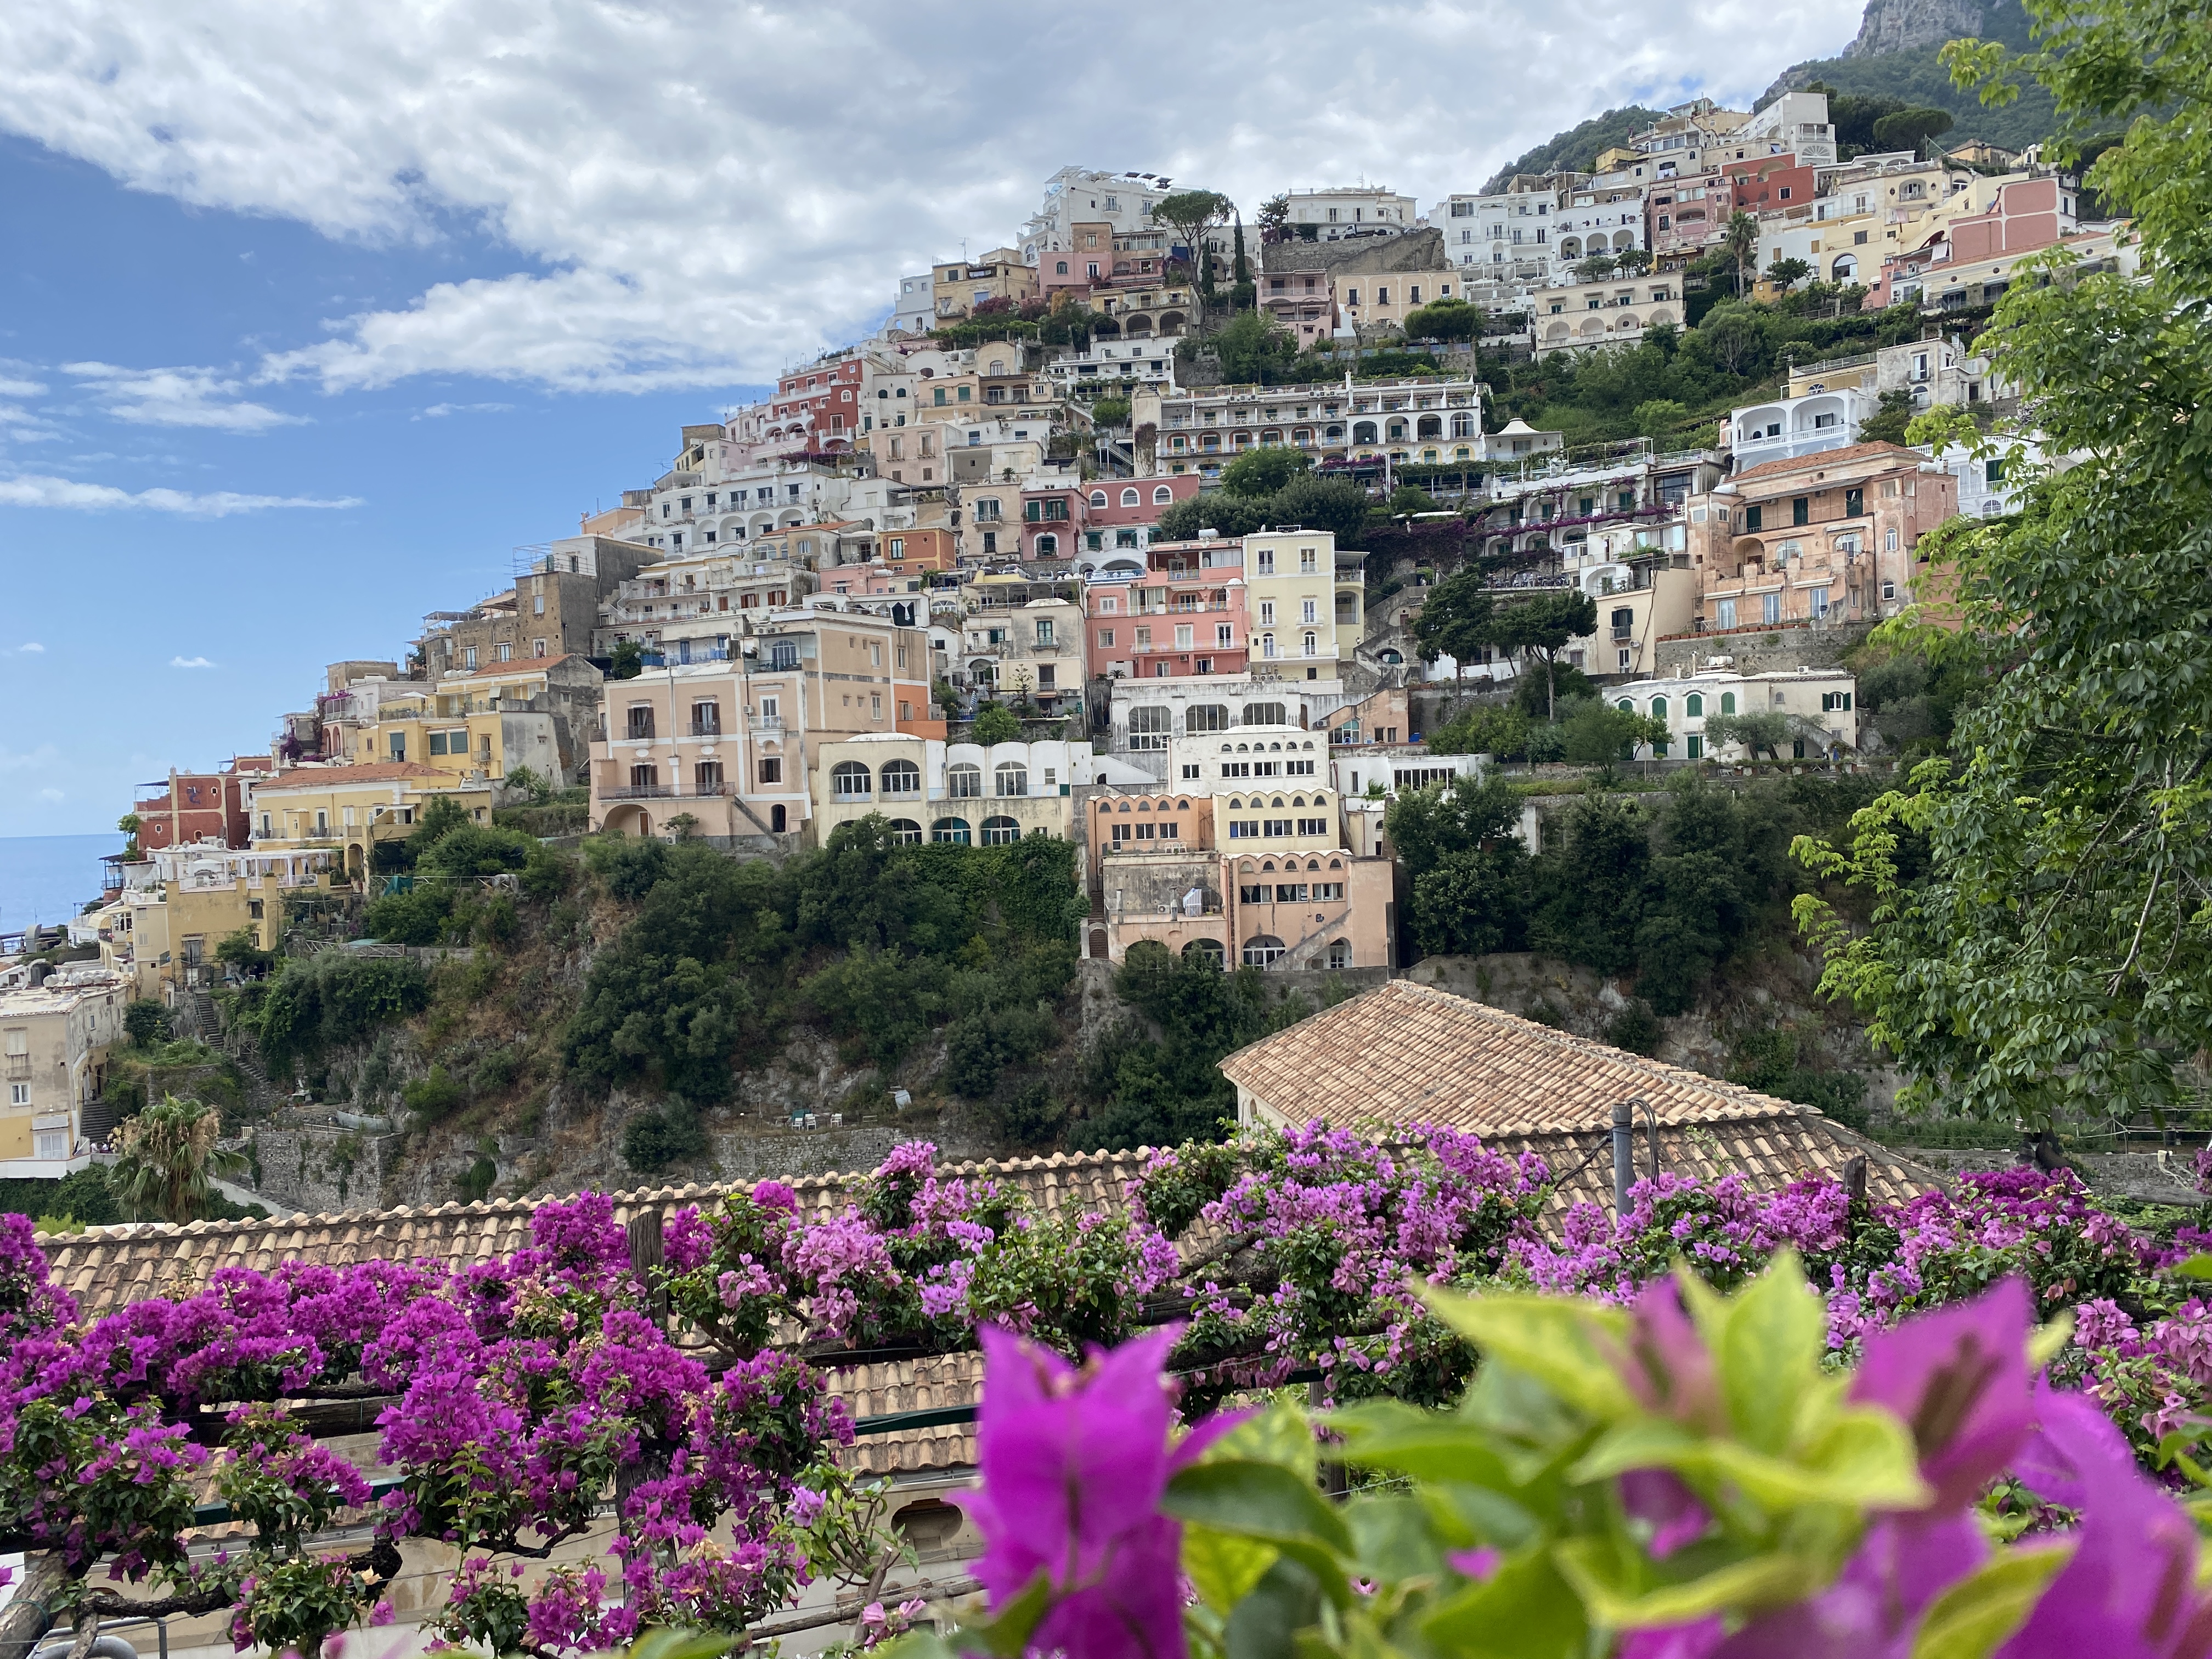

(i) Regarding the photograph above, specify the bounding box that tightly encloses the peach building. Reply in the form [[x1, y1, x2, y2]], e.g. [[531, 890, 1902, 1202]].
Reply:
[[1688, 442, 1957, 631], [1083, 786, 1395, 970]]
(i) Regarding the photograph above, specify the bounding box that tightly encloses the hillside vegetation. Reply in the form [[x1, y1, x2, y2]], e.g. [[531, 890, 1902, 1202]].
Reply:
[[1480, 106, 1666, 193]]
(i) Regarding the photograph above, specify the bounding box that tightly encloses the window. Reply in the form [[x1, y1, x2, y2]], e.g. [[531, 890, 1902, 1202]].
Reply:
[[1242, 935, 1287, 966], [1792, 496, 1810, 527], [1715, 599, 1737, 629], [1763, 592, 1782, 624], [758, 757, 782, 784], [1686, 693, 1703, 716], [1844, 487, 1864, 517], [693, 760, 724, 792], [1744, 505, 1763, 532], [1720, 692, 1737, 715], [1296, 817, 1328, 836], [628, 764, 658, 789], [995, 763, 1029, 797], [1128, 708, 1170, 751], [932, 817, 972, 845], [9, 1084, 29, 1108], [947, 762, 983, 797], [981, 815, 1020, 845], [881, 759, 921, 797]]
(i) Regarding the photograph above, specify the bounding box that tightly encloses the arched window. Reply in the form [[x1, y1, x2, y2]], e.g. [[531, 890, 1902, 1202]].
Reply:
[[1152, 486, 1173, 504], [1303, 630, 1317, 656], [1326, 940, 1351, 969], [1242, 934, 1287, 967], [1686, 693, 1704, 717], [1650, 695, 1668, 722], [1260, 860, 1275, 871], [1617, 698, 1634, 713], [1720, 692, 1738, 715], [1120, 488, 1139, 507], [1090, 490, 1109, 508], [879, 758, 921, 797], [1329, 857, 1342, 868], [831, 761, 872, 799], [1451, 413, 1474, 438], [1036, 533, 1058, 555], [1182, 939, 1224, 969], [995, 763, 1029, 797], [887, 819, 923, 844], [1352, 421, 1378, 445], [947, 763, 983, 797], [931, 816, 971, 844], [1243, 702, 1286, 726], [980, 815, 1020, 845]]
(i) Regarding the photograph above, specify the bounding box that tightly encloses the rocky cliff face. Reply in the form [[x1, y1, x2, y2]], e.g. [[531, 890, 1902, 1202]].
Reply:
[[1841, 0, 1989, 57]]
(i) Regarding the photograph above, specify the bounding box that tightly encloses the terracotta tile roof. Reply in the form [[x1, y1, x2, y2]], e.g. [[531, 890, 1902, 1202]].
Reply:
[[257, 763, 452, 789], [1727, 441, 1926, 487], [1221, 979, 1811, 1136]]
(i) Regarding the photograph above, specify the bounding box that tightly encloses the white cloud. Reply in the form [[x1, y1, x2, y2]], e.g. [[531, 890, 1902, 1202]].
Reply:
[[170, 655, 217, 668], [37, 788, 64, 803], [15, 642, 44, 653], [0, 473, 362, 516], [0, 376, 47, 398], [63, 361, 301, 431], [416, 400, 515, 419], [0, 1, 1859, 394]]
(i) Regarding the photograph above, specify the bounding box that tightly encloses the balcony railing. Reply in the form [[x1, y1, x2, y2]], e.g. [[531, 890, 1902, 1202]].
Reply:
[[751, 715, 784, 733], [689, 721, 723, 737], [602, 785, 675, 800]]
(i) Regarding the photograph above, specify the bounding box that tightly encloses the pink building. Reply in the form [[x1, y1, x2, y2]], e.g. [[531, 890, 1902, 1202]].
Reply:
[[1017, 475, 1200, 564], [1086, 540, 1250, 682]]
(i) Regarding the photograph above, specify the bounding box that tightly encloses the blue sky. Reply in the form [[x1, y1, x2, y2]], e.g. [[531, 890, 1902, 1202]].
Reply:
[[0, 0, 1860, 834]]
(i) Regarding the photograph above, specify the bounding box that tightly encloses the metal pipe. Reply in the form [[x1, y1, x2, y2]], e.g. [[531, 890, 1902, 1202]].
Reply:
[[1612, 1101, 1635, 1216]]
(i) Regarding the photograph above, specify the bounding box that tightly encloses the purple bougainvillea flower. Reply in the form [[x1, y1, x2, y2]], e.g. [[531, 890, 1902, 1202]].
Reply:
[[1447, 1547, 1500, 1581], [1620, 1277, 1726, 1434], [958, 1324, 1243, 1659], [1620, 1616, 1724, 1659], [1995, 1387, 2212, 1659], [1621, 1468, 1710, 1558], [1719, 1511, 1987, 1659], [1850, 1276, 2036, 1510]]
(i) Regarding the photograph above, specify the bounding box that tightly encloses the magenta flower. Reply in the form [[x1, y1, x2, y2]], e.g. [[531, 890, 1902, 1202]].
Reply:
[[1850, 1276, 2036, 1510], [1996, 1385, 2212, 1658], [958, 1324, 1242, 1659]]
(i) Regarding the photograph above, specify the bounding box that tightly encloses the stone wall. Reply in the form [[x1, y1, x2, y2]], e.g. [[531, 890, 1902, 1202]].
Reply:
[[1654, 619, 1870, 679], [245, 1120, 402, 1214]]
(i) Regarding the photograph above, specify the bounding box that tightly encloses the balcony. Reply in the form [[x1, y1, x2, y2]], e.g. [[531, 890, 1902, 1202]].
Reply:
[[751, 715, 784, 733], [689, 721, 724, 737], [602, 785, 675, 801]]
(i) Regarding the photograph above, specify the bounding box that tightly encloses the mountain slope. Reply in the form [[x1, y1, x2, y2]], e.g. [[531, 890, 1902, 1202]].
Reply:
[[1759, 0, 2056, 152], [1479, 106, 1665, 194]]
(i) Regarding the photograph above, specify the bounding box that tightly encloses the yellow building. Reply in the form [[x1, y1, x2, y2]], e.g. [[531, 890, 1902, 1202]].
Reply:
[[810, 733, 1096, 848], [92, 847, 339, 997], [1239, 530, 1364, 676], [328, 661, 585, 786], [248, 763, 493, 884], [0, 968, 128, 1171]]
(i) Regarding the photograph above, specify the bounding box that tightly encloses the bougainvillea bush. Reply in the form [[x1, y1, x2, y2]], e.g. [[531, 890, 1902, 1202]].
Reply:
[[906, 1260, 2211, 1659]]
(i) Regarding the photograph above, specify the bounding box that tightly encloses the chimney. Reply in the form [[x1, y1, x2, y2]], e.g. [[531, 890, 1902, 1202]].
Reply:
[[1612, 1100, 1636, 1216]]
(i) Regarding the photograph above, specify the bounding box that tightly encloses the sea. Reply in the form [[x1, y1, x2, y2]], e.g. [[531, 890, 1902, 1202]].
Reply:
[[0, 833, 126, 934]]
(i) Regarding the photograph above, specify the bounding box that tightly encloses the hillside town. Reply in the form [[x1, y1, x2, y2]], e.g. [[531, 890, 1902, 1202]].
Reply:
[[7, 4, 2212, 1655], [1, 90, 2124, 1186]]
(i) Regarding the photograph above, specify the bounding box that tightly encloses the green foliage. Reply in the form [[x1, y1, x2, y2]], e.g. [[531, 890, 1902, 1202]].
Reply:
[[1154, 472, 1369, 546], [402, 1065, 464, 1122], [1205, 309, 1300, 383], [362, 885, 455, 945], [1219, 443, 1313, 497], [1875, 106, 1959, 154], [1479, 104, 1665, 193], [1726, 1025, 1870, 1124], [1403, 298, 1482, 342], [1605, 1000, 1663, 1056], [0, 1167, 125, 1228], [986, 1078, 1068, 1149], [1514, 663, 1598, 720], [1395, 777, 1873, 1012], [106, 1094, 246, 1223], [252, 954, 432, 1074], [1089, 396, 1132, 428], [1784, 2, 2055, 153], [1078, 946, 1306, 1151], [944, 1002, 1061, 1099], [1560, 700, 1667, 765], [1634, 398, 1690, 439], [215, 927, 276, 979], [622, 1102, 709, 1173], [1766, 257, 1813, 290], [1428, 703, 1533, 761], [609, 639, 645, 680], [124, 998, 173, 1047], [1857, 387, 1918, 445], [970, 702, 1023, 744]]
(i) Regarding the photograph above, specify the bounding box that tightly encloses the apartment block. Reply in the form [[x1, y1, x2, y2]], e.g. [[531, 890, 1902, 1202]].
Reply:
[[0, 967, 127, 1172]]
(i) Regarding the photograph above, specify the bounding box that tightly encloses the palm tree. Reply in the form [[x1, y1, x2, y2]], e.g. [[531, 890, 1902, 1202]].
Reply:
[[106, 1094, 247, 1224], [1723, 212, 1760, 298]]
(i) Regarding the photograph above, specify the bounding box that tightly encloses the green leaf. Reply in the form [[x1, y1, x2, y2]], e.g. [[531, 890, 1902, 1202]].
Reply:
[[1418, 1284, 1634, 1421], [1165, 1459, 1354, 1555], [1210, 1399, 1319, 1480], [871, 1634, 960, 1659], [627, 1633, 737, 1659], [1346, 1493, 1447, 1584], [1421, 1548, 1590, 1659], [1573, 1409, 1926, 1513], [1554, 1537, 1814, 1627], [1910, 1542, 2074, 1659], [2172, 1255, 2212, 1282], [1330, 1400, 1518, 1489], [1711, 1252, 1825, 1454], [1184, 1522, 1282, 1615], [1227, 1559, 1324, 1659], [954, 1571, 1055, 1659]]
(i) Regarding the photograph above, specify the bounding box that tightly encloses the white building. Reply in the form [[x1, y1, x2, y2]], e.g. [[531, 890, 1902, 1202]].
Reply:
[[1278, 187, 1419, 241], [1146, 722, 1328, 792], [0, 967, 128, 1172], [1741, 89, 1838, 168], [1725, 386, 1881, 466], [1040, 341, 1181, 395], [1020, 168, 1178, 268], [888, 273, 934, 336], [1615, 667, 1860, 760], [1107, 676, 1357, 760], [1137, 374, 1486, 476], [1434, 183, 1562, 296], [1529, 272, 1685, 357]]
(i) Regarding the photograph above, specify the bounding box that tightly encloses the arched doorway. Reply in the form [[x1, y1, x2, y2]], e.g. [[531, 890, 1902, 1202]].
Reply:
[[770, 803, 787, 833], [605, 804, 652, 837], [1090, 927, 1109, 960]]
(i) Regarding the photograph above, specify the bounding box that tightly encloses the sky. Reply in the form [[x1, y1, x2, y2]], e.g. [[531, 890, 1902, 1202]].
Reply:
[[0, 0, 1862, 835]]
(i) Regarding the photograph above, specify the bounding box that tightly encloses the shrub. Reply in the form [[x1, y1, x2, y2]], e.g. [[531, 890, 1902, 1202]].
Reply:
[[402, 1066, 464, 1122], [362, 885, 454, 945], [253, 955, 432, 1074], [124, 1000, 172, 1047], [622, 1103, 708, 1173], [1604, 1000, 1663, 1056]]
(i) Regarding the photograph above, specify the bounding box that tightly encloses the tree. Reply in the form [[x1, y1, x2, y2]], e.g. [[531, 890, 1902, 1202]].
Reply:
[[1090, 396, 1132, 427], [1385, 483, 1437, 516], [1723, 210, 1760, 296], [105, 1094, 246, 1223], [1572, 255, 1619, 284], [1219, 443, 1313, 496], [1207, 308, 1296, 382], [1403, 298, 1482, 342], [1231, 216, 1251, 288], [116, 811, 142, 858], [1767, 257, 1813, 290], [1857, 388, 1918, 444], [1559, 700, 1666, 765], [1152, 190, 1233, 292], [1256, 192, 1290, 241], [972, 702, 1023, 744], [1492, 590, 1599, 720], [124, 998, 172, 1047], [1872, 105, 1956, 156], [608, 638, 645, 680], [1794, 0, 2212, 1130], [215, 926, 275, 980], [1634, 398, 1690, 440], [1409, 572, 1497, 672], [1614, 246, 1654, 274], [1703, 709, 1798, 760], [1268, 474, 1372, 543]]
